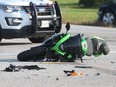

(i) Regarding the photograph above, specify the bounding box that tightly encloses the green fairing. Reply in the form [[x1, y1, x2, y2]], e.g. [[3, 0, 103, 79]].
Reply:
[[81, 38, 88, 55], [94, 53, 102, 57], [51, 33, 71, 57]]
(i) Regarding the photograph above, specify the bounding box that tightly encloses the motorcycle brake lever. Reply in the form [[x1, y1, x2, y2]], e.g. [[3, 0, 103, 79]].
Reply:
[[80, 34, 84, 38]]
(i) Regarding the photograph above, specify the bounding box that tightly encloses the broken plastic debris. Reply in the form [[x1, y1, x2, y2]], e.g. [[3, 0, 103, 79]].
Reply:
[[4, 64, 20, 72], [111, 61, 115, 63], [20, 65, 46, 70], [95, 73, 100, 76], [64, 70, 75, 74], [68, 72, 84, 76], [56, 78, 59, 80], [64, 70, 84, 77], [3, 64, 46, 72], [74, 65, 92, 69]]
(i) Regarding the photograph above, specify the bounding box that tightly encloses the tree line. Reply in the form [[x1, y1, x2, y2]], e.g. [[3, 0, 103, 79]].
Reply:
[[79, 0, 113, 7]]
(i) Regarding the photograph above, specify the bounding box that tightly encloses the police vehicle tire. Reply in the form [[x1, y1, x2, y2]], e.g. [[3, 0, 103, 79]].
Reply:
[[0, 37, 2, 42], [0, 28, 2, 42], [28, 37, 45, 43]]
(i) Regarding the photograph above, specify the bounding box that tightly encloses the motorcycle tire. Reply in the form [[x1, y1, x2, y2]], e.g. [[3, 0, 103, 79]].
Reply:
[[17, 47, 47, 61], [100, 43, 110, 55]]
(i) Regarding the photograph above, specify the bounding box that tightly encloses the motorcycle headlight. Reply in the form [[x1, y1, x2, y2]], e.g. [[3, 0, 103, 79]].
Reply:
[[1, 5, 24, 13]]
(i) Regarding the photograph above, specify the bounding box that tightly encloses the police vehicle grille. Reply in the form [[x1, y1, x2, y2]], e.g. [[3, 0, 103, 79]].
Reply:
[[23, 5, 54, 16]]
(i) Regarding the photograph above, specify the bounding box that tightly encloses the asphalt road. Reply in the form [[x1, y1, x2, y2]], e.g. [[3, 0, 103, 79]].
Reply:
[[0, 25, 116, 87]]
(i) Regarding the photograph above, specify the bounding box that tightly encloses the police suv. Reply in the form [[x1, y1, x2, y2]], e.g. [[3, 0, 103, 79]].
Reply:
[[0, 0, 62, 43]]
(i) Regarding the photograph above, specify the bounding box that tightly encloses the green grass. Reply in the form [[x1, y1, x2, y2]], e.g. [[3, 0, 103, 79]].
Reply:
[[52, 0, 99, 25], [52, 0, 78, 4], [62, 8, 98, 25]]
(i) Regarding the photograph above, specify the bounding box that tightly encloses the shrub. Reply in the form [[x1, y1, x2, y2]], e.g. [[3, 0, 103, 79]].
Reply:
[[79, 0, 96, 7], [96, 0, 113, 3]]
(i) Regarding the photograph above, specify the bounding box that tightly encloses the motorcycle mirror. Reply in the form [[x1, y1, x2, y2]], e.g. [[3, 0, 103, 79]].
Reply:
[[65, 22, 70, 33]]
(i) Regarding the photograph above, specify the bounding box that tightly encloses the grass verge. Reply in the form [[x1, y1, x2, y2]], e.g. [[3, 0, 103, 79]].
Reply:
[[52, 0, 102, 26]]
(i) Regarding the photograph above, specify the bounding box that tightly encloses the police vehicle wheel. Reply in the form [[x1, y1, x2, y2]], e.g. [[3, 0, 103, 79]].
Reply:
[[102, 11, 115, 25]]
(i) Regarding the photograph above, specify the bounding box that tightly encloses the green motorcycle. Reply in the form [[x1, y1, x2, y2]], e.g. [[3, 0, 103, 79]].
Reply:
[[17, 22, 110, 62]]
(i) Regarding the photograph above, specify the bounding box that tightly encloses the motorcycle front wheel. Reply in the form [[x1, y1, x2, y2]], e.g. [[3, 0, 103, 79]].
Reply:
[[17, 47, 47, 61]]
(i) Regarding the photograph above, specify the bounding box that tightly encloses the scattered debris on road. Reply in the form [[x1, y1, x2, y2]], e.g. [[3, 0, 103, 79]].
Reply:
[[95, 73, 100, 76], [74, 65, 92, 69], [64, 70, 75, 74], [111, 61, 115, 63], [4, 64, 20, 72], [3, 64, 46, 72], [64, 70, 84, 77], [56, 78, 59, 80]]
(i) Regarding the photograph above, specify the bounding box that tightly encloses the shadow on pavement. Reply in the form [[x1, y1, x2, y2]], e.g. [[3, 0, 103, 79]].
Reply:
[[0, 43, 32, 46], [0, 59, 18, 62]]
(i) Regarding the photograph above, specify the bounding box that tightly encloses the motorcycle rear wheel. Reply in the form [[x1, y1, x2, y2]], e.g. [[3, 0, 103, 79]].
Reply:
[[17, 47, 47, 61]]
